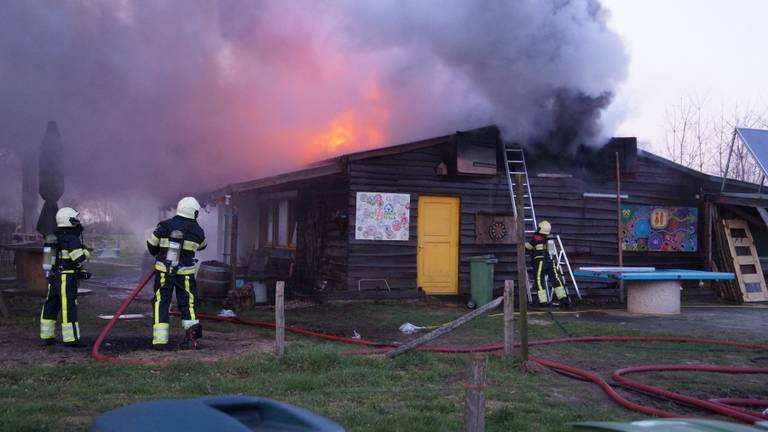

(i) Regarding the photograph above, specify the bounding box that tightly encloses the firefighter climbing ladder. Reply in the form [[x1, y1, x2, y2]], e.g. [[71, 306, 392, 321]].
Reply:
[[502, 144, 581, 302]]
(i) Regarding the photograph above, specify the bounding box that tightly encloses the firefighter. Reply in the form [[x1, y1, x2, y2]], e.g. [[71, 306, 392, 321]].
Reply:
[[40, 207, 91, 346], [525, 220, 569, 306], [146, 197, 207, 349]]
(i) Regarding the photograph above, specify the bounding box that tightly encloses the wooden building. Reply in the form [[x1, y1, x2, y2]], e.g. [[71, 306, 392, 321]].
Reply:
[[205, 125, 768, 302]]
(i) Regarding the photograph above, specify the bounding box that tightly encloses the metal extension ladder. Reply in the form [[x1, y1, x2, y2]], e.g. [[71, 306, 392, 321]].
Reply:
[[502, 143, 581, 302], [503, 146, 537, 234]]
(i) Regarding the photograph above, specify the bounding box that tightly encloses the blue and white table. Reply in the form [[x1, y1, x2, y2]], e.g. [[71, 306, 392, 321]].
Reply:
[[573, 268, 735, 315]]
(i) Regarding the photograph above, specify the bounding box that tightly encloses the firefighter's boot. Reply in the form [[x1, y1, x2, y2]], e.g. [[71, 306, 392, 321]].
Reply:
[[180, 323, 203, 350]]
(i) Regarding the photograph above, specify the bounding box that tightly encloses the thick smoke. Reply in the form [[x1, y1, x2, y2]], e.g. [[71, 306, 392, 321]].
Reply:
[[0, 0, 626, 205]]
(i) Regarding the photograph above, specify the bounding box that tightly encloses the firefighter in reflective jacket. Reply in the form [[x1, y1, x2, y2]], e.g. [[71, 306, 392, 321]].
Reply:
[[40, 207, 91, 346], [146, 197, 207, 349], [525, 220, 569, 306]]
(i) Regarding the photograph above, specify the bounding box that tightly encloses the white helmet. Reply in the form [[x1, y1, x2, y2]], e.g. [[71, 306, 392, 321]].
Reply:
[[176, 197, 201, 219], [56, 207, 80, 228], [538, 220, 551, 235]]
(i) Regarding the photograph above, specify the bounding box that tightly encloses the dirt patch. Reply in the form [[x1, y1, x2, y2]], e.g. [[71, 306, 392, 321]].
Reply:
[[0, 283, 277, 368]]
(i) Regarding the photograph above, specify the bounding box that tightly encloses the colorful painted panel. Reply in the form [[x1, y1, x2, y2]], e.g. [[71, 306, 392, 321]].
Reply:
[[355, 192, 410, 241], [621, 205, 698, 252]]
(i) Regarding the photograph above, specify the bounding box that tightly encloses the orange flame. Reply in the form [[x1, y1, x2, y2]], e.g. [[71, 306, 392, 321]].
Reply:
[[298, 79, 390, 163]]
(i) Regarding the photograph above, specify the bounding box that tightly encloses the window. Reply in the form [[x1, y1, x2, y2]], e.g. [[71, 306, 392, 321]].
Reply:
[[265, 203, 274, 246], [259, 198, 296, 249], [277, 200, 289, 246]]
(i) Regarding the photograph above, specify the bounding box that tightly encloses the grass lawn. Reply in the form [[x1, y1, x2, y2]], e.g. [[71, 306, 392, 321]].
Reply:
[[1, 300, 765, 431]]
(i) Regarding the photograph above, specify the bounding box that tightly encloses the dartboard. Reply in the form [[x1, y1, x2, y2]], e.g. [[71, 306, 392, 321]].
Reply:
[[488, 221, 507, 241]]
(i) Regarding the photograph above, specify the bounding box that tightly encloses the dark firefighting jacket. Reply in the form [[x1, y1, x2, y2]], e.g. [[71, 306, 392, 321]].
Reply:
[[525, 230, 549, 261], [56, 226, 88, 272], [147, 215, 207, 274]]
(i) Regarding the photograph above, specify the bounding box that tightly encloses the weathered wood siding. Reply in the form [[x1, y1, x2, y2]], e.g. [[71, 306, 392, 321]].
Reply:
[[346, 141, 517, 296], [229, 128, 761, 301], [343, 141, 730, 299], [530, 154, 707, 297]]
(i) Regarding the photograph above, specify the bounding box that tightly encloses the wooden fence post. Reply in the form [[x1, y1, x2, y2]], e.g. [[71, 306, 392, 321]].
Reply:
[[504, 280, 514, 356], [464, 354, 487, 432], [275, 281, 285, 360]]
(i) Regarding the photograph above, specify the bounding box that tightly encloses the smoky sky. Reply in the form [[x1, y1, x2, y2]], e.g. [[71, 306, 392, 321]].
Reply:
[[0, 0, 627, 201]]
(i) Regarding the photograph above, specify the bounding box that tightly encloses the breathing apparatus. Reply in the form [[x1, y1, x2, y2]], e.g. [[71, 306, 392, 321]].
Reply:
[[42, 234, 58, 277], [165, 230, 184, 270], [547, 238, 557, 259]]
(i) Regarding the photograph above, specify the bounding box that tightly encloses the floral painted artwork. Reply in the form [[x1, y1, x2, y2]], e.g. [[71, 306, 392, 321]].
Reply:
[[355, 192, 410, 241], [621, 205, 698, 252]]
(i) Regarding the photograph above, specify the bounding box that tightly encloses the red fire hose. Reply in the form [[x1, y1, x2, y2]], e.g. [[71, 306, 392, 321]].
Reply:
[[611, 364, 768, 423], [90, 270, 169, 365], [91, 271, 387, 365], [92, 271, 768, 423]]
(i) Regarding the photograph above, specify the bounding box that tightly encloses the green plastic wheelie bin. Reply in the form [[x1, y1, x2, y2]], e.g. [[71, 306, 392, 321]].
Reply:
[[468, 255, 498, 308]]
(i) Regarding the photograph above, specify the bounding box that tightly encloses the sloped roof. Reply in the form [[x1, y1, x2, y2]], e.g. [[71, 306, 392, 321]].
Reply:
[[207, 129, 463, 199], [638, 148, 762, 192], [204, 125, 762, 202]]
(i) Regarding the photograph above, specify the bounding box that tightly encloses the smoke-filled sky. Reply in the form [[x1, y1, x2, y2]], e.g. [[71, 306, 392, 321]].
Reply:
[[0, 0, 627, 203]]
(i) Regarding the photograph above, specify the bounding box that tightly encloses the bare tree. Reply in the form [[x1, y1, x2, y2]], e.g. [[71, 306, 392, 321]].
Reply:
[[664, 96, 698, 167], [664, 97, 768, 184]]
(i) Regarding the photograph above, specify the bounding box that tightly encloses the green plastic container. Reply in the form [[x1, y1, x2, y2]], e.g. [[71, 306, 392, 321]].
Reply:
[[468, 255, 498, 307]]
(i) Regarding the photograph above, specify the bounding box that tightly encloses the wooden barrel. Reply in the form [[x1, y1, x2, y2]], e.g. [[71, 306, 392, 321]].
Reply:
[[16, 246, 48, 297], [197, 261, 231, 302]]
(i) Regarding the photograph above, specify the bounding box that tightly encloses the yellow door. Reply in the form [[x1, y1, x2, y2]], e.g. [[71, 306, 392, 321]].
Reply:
[[417, 196, 460, 294]]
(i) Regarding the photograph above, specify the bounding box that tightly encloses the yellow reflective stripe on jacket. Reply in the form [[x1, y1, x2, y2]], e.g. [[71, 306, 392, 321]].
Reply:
[[534, 244, 545, 250], [199, 239, 207, 249], [68, 248, 85, 260], [147, 233, 160, 246], [182, 240, 201, 251], [59, 249, 85, 261], [154, 261, 195, 275], [159, 238, 170, 247], [176, 266, 196, 275]]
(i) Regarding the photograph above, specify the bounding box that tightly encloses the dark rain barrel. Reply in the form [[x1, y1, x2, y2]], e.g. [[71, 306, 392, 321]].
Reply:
[[197, 261, 231, 302]]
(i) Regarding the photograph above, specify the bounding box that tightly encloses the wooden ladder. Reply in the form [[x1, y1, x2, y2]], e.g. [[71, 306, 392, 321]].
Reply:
[[722, 219, 768, 302]]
